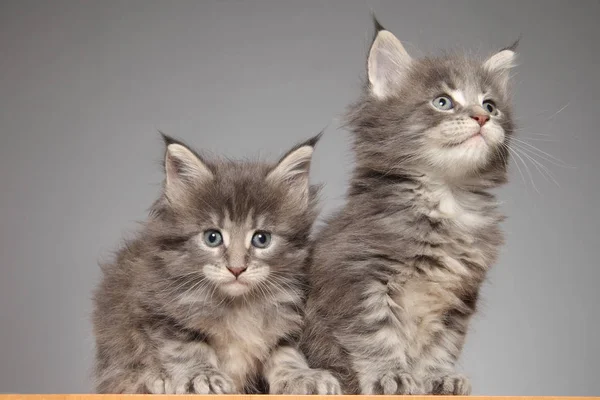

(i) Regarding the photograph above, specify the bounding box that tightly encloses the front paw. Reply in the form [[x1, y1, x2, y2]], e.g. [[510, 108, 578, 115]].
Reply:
[[270, 368, 342, 395], [424, 373, 471, 395], [374, 370, 422, 395], [189, 369, 235, 394], [148, 369, 235, 394]]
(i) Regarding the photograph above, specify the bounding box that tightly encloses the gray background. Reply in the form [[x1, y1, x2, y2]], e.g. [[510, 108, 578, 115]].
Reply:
[[1, 0, 598, 395]]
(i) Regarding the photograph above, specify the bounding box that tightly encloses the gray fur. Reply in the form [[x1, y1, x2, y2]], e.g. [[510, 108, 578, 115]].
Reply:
[[92, 134, 340, 394], [300, 22, 516, 395]]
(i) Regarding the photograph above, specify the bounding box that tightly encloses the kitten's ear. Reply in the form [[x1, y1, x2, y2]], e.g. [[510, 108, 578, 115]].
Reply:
[[267, 133, 321, 208], [162, 133, 213, 202], [483, 40, 519, 89], [367, 16, 412, 99]]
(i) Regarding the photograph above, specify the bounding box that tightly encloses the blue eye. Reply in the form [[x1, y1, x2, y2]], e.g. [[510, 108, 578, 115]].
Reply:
[[483, 99, 498, 115], [251, 231, 271, 249], [432, 95, 454, 111], [203, 230, 223, 247]]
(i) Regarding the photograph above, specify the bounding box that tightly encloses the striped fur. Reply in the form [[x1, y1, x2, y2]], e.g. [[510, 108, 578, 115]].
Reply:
[[300, 21, 516, 395], [93, 134, 340, 394]]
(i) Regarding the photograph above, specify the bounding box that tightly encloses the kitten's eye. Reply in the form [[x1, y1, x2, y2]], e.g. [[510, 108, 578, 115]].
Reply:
[[432, 95, 454, 111], [483, 100, 498, 115], [203, 230, 223, 247], [251, 231, 271, 249]]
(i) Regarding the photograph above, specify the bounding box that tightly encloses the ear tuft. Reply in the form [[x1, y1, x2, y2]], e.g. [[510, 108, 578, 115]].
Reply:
[[301, 130, 323, 149], [501, 36, 521, 52], [160, 131, 178, 146], [371, 12, 386, 34]]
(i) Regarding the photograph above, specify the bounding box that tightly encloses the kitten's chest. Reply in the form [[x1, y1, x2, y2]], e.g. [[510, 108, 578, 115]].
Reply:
[[426, 184, 494, 230], [207, 304, 294, 391], [389, 261, 464, 321], [387, 249, 484, 358]]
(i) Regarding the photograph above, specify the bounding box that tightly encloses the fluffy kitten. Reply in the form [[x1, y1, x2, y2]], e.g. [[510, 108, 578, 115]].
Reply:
[[93, 134, 340, 394], [301, 20, 517, 395]]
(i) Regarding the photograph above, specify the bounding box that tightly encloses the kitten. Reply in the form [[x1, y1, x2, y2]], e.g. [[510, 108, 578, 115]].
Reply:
[[300, 19, 517, 395], [92, 134, 341, 394]]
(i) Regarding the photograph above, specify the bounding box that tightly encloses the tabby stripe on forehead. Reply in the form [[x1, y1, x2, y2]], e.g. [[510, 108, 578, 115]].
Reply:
[[157, 235, 189, 250]]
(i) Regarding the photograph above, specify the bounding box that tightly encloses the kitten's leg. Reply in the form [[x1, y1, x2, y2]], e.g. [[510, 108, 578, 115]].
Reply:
[[418, 313, 471, 395], [340, 280, 422, 395], [158, 338, 235, 394], [264, 345, 342, 395], [96, 365, 161, 394], [94, 332, 165, 394]]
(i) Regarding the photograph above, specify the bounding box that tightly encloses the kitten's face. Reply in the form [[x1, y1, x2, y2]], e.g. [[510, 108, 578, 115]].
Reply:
[[352, 27, 516, 181], [198, 215, 278, 297], [401, 59, 512, 178], [150, 136, 319, 298]]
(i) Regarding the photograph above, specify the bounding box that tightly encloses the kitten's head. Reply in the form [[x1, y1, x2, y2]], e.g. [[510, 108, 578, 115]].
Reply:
[[348, 18, 517, 183], [148, 134, 321, 298]]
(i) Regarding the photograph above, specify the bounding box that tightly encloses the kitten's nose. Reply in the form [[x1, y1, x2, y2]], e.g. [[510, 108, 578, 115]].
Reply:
[[227, 266, 247, 278], [471, 114, 490, 126]]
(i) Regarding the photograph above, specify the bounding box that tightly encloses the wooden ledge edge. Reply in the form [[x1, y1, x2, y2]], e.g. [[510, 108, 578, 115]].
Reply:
[[1, 396, 598, 400]]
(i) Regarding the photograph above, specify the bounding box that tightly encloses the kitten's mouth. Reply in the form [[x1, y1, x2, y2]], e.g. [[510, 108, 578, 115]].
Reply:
[[220, 278, 251, 297], [445, 131, 485, 147], [225, 279, 248, 286]]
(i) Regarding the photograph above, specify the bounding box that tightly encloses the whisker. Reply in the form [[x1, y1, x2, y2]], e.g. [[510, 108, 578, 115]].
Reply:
[[501, 143, 527, 188], [269, 275, 303, 295], [510, 138, 573, 168], [505, 143, 539, 193], [515, 131, 556, 137], [520, 150, 561, 188], [511, 145, 560, 187], [547, 101, 571, 120], [518, 136, 559, 142]]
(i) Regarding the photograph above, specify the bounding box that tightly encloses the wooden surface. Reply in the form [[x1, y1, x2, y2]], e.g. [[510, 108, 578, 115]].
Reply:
[[1, 396, 598, 399]]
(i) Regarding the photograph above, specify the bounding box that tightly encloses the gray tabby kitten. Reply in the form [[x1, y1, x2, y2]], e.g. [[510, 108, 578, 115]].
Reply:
[[93, 134, 341, 394], [301, 20, 517, 395]]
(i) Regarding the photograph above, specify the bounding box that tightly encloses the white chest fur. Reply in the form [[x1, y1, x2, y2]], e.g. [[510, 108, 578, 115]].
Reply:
[[205, 299, 300, 391], [423, 180, 494, 230], [207, 306, 273, 390], [387, 253, 472, 366]]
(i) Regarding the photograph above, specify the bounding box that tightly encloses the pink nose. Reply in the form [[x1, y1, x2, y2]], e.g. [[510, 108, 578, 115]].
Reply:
[[471, 114, 490, 126], [227, 266, 247, 278]]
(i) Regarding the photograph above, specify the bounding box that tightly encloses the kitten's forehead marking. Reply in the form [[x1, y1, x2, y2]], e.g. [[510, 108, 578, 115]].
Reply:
[[222, 230, 230, 248], [447, 85, 486, 108], [221, 210, 233, 248], [441, 82, 465, 107], [243, 211, 256, 250], [244, 231, 253, 249], [244, 214, 265, 249], [245, 211, 254, 228], [222, 209, 256, 249], [449, 89, 466, 107]]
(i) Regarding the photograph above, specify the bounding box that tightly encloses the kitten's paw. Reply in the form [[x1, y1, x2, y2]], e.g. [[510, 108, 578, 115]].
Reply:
[[270, 369, 342, 395], [375, 370, 421, 395], [162, 369, 235, 394], [191, 370, 235, 394], [425, 373, 471, 395], [144, 374, 167, 394]]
